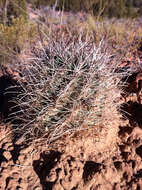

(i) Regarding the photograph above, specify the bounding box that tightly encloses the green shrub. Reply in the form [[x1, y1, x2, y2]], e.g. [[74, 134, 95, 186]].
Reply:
[[7, 0, 27, 22], [0, 0, 27, 25], [0, 16, 37, 64]]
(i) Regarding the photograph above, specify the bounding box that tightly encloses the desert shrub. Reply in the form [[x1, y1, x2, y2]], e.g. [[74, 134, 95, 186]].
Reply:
[[7, 0, 27, 21], [7, 34, 125, 143], [0, 16, 37, 64], [27, 0, 140, 17], [0, 0, 27, 25], [27, 0, 50, 9], [92, 0, 138, 18]]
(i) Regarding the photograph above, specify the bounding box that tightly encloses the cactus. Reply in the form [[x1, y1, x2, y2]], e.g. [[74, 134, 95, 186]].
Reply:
[[8, 35, 124, 143]]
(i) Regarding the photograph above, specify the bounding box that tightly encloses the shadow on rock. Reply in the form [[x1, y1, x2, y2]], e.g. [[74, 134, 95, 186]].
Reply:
[[0, 74, 25, 143], [33, 150, 62, 190], [120, 101, 142, 127], [0, 75, 18, 118], [82, 161, 102, 184]]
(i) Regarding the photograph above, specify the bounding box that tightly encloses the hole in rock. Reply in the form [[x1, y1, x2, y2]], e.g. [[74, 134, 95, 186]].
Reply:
[[83, 161, 102, 183], [136, 145, 142, 158]]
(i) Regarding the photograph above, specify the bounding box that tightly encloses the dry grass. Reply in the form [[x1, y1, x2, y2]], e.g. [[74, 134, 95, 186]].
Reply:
[[0, 4, 141, 66], [30, 7, 142, 59]]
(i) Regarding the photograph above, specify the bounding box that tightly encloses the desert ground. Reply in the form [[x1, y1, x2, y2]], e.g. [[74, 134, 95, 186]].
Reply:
[[0, 2, 142, 190]]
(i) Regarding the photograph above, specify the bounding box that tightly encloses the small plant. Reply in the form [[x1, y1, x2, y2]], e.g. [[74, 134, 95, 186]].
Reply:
[[8, 33, 125, 143]]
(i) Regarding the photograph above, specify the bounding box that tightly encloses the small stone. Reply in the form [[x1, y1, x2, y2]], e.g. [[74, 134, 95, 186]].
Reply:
[[3, 151, 11, 160]]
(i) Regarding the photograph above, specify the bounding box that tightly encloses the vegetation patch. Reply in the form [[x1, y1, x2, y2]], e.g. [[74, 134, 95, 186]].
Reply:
[[6, 35, 125, 143]]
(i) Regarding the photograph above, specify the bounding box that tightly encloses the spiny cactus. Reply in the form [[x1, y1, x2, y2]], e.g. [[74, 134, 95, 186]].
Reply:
[[8, 34, 125, 143]]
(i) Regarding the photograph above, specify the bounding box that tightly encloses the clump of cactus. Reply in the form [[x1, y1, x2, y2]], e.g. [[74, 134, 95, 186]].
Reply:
[[8, 34, 124, 143]]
